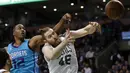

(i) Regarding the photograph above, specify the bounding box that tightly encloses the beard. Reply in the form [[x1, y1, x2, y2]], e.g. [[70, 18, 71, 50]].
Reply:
[[52, 39, 61, 47]]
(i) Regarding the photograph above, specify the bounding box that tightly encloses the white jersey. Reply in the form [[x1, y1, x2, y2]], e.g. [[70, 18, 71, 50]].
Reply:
[[0, 69, 8, 73], [43, 37, 78, 73]]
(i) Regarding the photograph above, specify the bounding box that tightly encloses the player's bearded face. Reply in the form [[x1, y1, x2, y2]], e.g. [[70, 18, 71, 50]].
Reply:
[[44, 29, 61, 46]]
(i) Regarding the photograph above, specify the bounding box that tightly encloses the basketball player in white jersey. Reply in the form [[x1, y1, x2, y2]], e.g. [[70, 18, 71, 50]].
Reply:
[[0, 48, 12, 73], [40, 22, 101, 73]]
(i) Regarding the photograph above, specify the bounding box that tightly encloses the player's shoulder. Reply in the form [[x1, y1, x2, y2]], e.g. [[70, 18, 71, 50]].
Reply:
[[42, 43, 52, 52], [3, 71, 10, 73], [43, 43, 53, 50], [43, 43, 52, 49], [8, 43, 13, 48], [7, 43, 13, 52], [0, 69, 9, 73]]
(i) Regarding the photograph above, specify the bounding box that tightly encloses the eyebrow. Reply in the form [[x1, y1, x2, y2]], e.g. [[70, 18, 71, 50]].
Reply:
[[47, 30, 53, 37], [48, 32, 53, 37], [18, 25, 25, 29]]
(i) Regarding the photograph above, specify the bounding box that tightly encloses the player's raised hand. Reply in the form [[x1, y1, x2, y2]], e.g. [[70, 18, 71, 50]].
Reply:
[[64, 28, 75, 43], [62, 13, 72, 22]]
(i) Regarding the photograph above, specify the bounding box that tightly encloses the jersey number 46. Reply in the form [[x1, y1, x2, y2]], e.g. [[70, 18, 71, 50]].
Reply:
[[59, 54, 71, 66]]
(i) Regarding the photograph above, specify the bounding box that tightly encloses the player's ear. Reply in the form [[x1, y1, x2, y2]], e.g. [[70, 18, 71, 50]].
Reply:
[[6, 59, 11, 65]]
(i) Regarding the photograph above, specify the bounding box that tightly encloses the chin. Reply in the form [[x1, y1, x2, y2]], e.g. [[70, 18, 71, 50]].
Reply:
[[49, 42, 55, 45], [56, 41, 60, 45], [21, 37, 25, 39], [51, 41, 58, 46]]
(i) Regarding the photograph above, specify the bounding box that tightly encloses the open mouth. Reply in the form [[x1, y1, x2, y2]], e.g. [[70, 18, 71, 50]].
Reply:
[[21, 32, 25, 36], [54, 38, 58, 41]]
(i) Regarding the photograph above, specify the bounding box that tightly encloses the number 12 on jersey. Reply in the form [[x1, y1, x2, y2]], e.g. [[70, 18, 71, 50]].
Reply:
[[59, 54, 71, 66], [13, 57, 25, 69]]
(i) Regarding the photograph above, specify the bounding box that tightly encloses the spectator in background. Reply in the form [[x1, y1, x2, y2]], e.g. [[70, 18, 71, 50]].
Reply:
[[110, 51, 121, 64], [94, 46, 100, 56], [107, 70, 112, 73], [85, 47, 95, 67], [126, 70, 130, 73], [111, 65, 117, 73], [119, 70, 123, 73], [120, 56, 125, 64], [81, 63, 92, 73], [0, 48, 12, 73], [122, 65, 127, 73], [115, 71, 119, 73], [124, 61, 130, 70], [115, 61, 122, 71], [85, 47, 94, 59], [108, 56, 130, 73]]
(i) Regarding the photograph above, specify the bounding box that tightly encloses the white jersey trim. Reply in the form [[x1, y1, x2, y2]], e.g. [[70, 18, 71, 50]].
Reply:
[[0, 69, 8, 73]]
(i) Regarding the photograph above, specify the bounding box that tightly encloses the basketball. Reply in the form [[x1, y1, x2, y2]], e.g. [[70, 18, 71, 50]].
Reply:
[[105, 0, 125, 20]]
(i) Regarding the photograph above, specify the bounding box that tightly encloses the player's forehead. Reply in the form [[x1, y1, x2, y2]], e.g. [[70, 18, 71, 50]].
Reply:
[[15, 24, 24, 29], [44, 28, 54, 37]]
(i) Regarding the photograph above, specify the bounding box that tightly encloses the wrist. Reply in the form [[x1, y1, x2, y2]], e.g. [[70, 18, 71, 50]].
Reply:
[[62, 38, 68, 44], [61, 17, 67, 21]]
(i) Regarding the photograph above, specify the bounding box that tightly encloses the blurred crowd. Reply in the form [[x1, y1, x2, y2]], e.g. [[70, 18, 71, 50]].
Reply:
[[108, 53, 130, 73]]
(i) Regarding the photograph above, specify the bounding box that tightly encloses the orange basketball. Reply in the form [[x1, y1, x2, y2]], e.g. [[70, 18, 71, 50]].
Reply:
[[105, 0, 125, 20]]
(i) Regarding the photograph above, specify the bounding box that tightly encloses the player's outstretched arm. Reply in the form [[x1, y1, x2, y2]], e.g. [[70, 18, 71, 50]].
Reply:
[[28, 13, 71, 52], [70, 22, 101, 39], [53, 13, 71, 34]]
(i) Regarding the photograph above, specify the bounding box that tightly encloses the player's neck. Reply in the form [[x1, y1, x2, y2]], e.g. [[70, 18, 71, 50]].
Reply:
[[52, 40, 61, 47], [14, 37, 24, 46], [3, 64, 10, 72]]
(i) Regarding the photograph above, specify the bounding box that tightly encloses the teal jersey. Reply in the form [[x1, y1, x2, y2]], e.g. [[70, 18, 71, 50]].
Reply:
[[8, 39, 39, 73]]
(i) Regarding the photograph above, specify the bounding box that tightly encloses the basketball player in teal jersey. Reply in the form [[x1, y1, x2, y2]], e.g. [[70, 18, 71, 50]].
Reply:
[[40, 22, 101, 73], [7, 13, 71, 73]]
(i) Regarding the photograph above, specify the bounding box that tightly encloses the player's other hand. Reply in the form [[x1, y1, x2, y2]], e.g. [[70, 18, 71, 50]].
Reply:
[[96, 23, 102, 34], [88, 22, 101, 34], [64, 28, 75, 43]]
